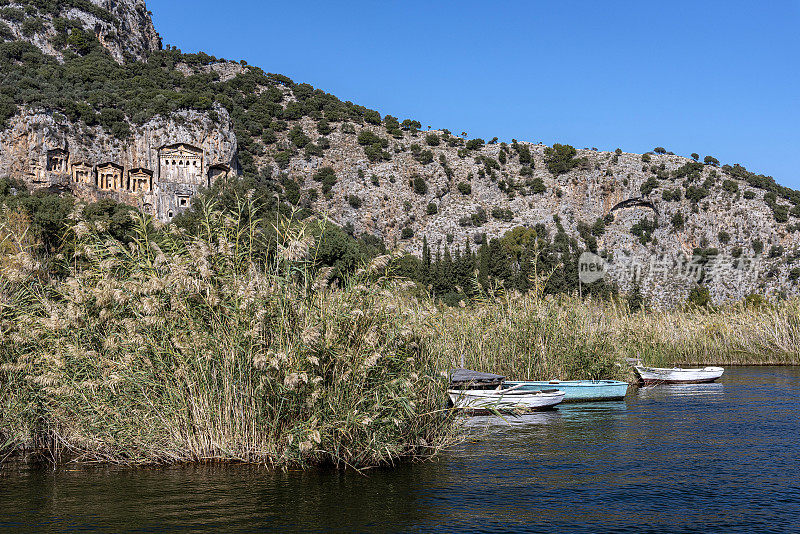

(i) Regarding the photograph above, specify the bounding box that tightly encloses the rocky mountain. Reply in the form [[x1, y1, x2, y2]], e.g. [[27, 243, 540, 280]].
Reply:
[[1, 0, 799, 306], [0, 0, 160, 62]]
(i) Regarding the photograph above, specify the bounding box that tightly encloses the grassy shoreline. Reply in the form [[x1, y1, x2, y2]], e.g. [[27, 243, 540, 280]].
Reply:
[[2, 205, 799, 469]]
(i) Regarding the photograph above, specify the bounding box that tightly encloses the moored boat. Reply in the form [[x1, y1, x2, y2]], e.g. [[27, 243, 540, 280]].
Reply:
[[447, 386, 566, 412], [633, 365, 724, 385], [503, 380, 629, 402]]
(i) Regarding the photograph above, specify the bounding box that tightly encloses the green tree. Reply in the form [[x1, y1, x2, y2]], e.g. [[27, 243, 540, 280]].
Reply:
[[543, 144, 581, 175], [363, 109, 381, 125], [66, 28, 96, 55], [425, 133, 440, 146], [412, 175, 428, 195], [688, 286, 712, 307]]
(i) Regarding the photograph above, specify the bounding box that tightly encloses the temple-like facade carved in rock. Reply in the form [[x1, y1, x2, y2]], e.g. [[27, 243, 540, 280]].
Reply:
[[129, 168, 153, 193], [47, 148, 69, 174], [155, 143, 206, 220], [71, 162, 93, 185], [25, 142, 233, 221]]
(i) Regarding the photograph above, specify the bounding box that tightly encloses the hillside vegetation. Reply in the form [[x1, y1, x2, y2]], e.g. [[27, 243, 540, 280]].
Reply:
[[2, 0, 800, 309]]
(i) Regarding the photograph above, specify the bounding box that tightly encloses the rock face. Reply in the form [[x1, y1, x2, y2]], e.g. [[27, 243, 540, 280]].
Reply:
[[1, 0, 798, 307], [263, 119, 800, 307], [0, 0, 161, 63], [0, 105, 238, 219]]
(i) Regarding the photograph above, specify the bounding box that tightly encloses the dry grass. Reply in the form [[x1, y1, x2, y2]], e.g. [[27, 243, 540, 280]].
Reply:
[[423, 294, 800, 382], [0, 201, 454, 468], [2, 199, 799, 468]]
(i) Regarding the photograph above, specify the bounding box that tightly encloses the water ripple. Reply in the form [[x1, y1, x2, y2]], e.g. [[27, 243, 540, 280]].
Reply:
[[2, 366, 800, 533]]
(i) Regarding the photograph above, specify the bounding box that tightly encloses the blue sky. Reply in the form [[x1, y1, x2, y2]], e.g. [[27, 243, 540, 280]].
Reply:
[[149, 1, 800, 188]]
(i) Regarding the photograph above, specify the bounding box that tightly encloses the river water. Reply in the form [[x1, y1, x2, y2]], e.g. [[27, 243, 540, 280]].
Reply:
[[2, 366, 800, 533]]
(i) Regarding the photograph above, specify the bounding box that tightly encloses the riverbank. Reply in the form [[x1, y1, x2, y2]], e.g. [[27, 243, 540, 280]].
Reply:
[[430, 293, 800, 374], [7, 366, 797, 532], [2, 205, 800, 468]]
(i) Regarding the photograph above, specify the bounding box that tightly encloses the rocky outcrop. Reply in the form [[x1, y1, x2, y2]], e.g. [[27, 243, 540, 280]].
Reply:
[[1, 0, 797, 308], [0, 0, 160, 63], [0, 104, 238, 222], [0, 105, 237, 179], [264, 119, 800, 306]]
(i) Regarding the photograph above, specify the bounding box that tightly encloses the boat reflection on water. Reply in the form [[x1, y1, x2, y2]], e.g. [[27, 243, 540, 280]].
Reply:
[[634, 382, 725, 400], [460, 410, 562, 429], [556, 400, 627, 422], [460, 400, 628, 430]]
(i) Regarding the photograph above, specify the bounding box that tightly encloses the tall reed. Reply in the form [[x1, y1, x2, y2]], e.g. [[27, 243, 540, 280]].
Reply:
[[2, 200, 799, 469], [0, 200, 453, 467]]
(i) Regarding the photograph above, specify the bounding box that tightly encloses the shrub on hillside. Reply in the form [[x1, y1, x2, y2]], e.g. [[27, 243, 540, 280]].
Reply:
[[313, 166, 338, 194], [688, 286, 712, 307], [543, 144, 581, 175], [465, 138, 484, 150], [671, 212, 685, 230], [491, 207, 514, 222], [412, 175, 428, 195], [722, 179, 739, 194], [347, 194, 362, 209], [529, 177, 546, 194]]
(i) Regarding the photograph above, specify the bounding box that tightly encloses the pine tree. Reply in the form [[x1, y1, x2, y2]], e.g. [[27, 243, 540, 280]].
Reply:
[[420, 235, 431, 285]]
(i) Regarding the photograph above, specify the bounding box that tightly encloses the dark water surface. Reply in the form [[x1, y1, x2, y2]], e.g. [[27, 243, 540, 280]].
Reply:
[[2, 366, 800, 533]]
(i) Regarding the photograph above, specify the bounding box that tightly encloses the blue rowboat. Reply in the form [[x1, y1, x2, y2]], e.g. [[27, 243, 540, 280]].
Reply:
[[503, 380, 629, 402]]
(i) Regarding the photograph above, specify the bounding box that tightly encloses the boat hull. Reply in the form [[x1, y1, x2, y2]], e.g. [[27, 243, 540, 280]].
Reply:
[[503, 380, 629, 402], [447, 389, 565, 412], [634, 366, 724, 385]]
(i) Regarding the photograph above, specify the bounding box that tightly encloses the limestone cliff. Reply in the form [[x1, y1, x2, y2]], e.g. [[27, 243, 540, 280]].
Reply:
[[1, 0, 799, 307], [0, 105, 238, 218], [267, 118, 799, 307], [0, 0, 160, 63]]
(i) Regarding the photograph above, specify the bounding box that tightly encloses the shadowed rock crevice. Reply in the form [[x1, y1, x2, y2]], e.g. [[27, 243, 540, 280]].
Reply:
[[610, 198, 659, 216]]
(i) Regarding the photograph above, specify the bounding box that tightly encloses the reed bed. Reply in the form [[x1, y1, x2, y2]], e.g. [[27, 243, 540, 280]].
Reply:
[[421, 295, 800, 382], [0, 202, 453, 468], [2, 201, 799, 468]]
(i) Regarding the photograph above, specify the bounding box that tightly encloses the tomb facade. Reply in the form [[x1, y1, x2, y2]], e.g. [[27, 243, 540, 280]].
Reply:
[[159, 143, 204, 185], [47, 148, 69, 174], [30, 143, 234, 222], [207, 163, 231, 186], [97, 162, 124, 191], [71, 162, 94, 185], [128, 168, 153, 193]]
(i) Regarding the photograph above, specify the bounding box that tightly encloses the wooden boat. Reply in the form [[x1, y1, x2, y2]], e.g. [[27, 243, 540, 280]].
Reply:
[[633, 365, 724, 385], [447, 386, 566, 412], [503, 380, 629, 402], [449, 368, 506, 390]]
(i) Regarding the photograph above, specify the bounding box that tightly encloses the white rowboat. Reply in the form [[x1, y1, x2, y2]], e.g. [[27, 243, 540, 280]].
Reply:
[[634, 365, 724, 385], [447, 387, 566, 412]]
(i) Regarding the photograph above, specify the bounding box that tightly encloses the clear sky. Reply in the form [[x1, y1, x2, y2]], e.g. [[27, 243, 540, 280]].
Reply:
[[148, 0, 800, 188]]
